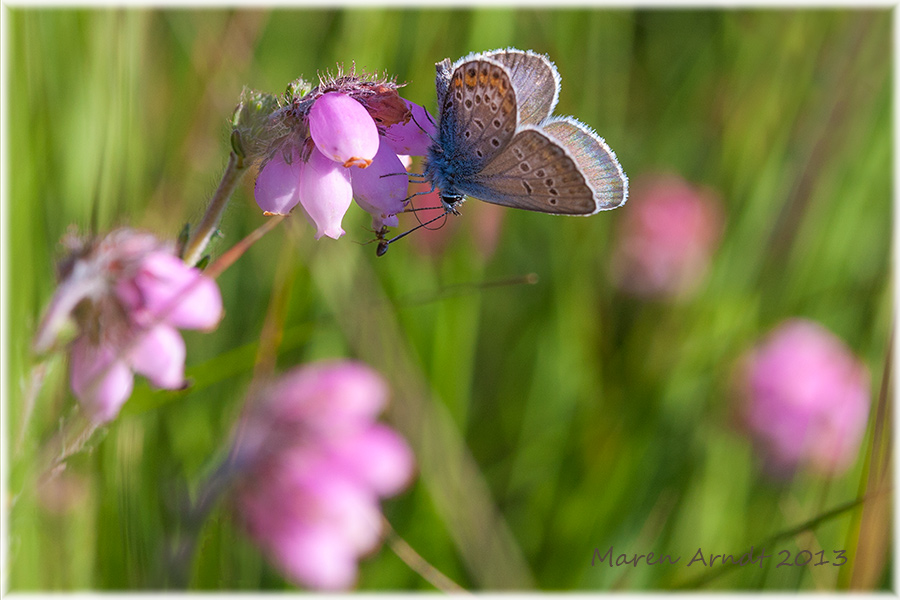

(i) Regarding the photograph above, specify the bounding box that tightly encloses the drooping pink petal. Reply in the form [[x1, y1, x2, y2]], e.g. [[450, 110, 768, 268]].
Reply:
[[270, 522, 359, 590], [128, 325, 186, 390], [236, 450, 376, 590], [268, 361, 388, 430], [254, 149, 303, 215], [32, 261, 108, 353], [309, 92, 379, 168], [298, 147, 354, 240], [294, 460, 384, 555], [383, 100, 436, 156], [69, 337, 134, 424], [329, 424, 416, 497], [118, 252, 223, 330], [350, 139, 409, 219]]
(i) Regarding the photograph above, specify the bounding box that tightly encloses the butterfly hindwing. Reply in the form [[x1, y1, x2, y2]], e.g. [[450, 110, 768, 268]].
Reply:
[[462, 126, 598, 215], [542, 117, 628, 210]]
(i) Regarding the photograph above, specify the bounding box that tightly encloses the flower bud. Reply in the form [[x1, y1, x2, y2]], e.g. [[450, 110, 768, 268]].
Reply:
[[231, 87, 282, 163]]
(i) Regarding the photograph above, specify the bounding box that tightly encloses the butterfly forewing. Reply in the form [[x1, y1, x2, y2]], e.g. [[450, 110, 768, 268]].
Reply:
[[542, 118, 628, 210], [464, 128, 598, 215], [483, 49, 560, 125], [441, 59, 518, 171]]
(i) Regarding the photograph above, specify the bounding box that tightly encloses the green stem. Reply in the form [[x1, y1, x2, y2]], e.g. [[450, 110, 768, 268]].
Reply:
[[182, 151, 247, 266], [166, 457, 241, 588]]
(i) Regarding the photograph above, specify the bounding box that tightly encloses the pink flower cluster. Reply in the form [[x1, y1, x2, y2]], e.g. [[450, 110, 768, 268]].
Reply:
[[739, 319, 871, 477], [255, 82, 435, 239], [610, 174, 724, 299], [34, 229, 223, 424], [234, 362, 415, 590]]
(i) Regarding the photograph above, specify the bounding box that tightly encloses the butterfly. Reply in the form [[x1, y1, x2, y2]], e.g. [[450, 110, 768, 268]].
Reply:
[[423, 48, 628, 217]]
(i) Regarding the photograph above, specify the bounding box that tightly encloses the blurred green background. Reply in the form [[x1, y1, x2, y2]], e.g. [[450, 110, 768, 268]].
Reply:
[[6, 8, 891, 591]]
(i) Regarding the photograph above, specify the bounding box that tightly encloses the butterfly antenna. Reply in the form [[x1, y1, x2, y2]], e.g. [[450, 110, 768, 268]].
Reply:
[[410, 110, 437, 143], [401, 205, 445, 213], [406, 194, 440, 229], [376, 208, 452, 257]]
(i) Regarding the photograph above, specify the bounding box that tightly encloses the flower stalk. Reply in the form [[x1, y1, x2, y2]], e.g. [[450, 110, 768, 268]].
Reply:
[[182, 151, 248, 267]]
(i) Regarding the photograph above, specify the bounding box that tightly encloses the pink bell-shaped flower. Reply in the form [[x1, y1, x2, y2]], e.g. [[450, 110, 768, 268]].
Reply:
[[384, 100, 437, 156], [34, 229, 224, 425], [383, 100, 436, 156], [252, 76, 428, 242], [298, 146, 354, 240], [309, 92, 380, 169], [350, 138, 409, 222], [254, 149, 303, 215]]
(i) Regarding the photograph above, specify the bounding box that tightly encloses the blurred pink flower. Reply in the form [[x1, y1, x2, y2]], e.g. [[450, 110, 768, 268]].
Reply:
[[470, 201, 507, 260], [610, 174, 724, 299], [34, 229, 223, 424], [36, 470, 90, 515], [739, 319, 871, 477], [234, 362, 415, 590], [255, 88, 436, 238]]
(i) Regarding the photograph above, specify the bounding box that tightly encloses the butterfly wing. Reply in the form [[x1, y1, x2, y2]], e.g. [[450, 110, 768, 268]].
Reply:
[[432, 50, 627, 215], [437, 58, 518, 172], [482, 49, 560, 125], [542, 117, 628, 210], [459, 126, 599, 215], [435, 57, 453, 109]]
